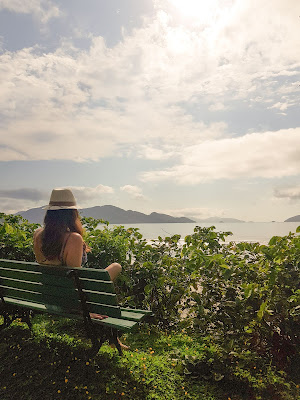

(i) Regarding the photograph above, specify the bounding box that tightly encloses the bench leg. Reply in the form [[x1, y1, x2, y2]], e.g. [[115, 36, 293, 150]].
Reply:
[[0, 304, 32, 331], [110, 329, 123, 356], [89, 337, 101, 357], [0, 312, 12, 330], [21, 310, 33, 330]]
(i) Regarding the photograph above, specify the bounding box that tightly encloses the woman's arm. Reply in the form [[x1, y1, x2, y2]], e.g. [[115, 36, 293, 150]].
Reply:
[[64, 232, 83, 268], [33, 228, 44, 262]]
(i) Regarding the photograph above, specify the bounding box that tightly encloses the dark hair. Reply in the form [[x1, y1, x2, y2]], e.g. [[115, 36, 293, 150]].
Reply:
[[41, 209, 85, 260]]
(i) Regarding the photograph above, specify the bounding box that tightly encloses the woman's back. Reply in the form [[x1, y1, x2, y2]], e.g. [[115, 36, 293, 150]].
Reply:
[[34, 227, 84, 268]]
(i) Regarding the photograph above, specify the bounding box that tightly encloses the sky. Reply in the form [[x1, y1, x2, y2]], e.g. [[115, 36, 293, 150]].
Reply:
[[0, 0, 299, 222]]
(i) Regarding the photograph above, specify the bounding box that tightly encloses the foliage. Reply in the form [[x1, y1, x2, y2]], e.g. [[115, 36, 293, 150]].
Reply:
[[1, 213, 300, 399], [183, 230, 300, 372], [82, 217, 132, 268], [0, 213, 38, 261]]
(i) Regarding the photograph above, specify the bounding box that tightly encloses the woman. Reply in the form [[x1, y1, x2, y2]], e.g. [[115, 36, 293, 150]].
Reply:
[[34, 188, 127, 348]]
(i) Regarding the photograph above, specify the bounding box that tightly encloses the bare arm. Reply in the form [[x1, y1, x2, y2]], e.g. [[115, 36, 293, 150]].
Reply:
[[63, 233, 83, 268]]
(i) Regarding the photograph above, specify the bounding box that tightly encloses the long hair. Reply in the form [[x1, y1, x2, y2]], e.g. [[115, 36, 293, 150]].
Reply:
[[41, 209, 85, 260]]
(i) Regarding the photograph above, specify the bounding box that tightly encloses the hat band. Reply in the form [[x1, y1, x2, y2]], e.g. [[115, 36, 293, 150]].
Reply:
[[49, 201, 76, 207]]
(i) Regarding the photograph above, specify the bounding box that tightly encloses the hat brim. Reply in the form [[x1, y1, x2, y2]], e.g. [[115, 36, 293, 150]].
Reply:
[[42, 205, 80, 210]]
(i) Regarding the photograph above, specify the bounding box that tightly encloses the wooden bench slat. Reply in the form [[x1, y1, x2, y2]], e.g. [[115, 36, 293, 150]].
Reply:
[[0, 286, 121, 318], [0, 278, 118, 306], [0, 260, 111, 281], [91, 316, 137, 331], [0, 267, 115, 293], [3, 297, 136, 331], [87, 302, 121, 318], [1, 286, 79, 308], [120, 310, 146, 321], [0, 267, 73, 286], [121, 307, 152, 315]]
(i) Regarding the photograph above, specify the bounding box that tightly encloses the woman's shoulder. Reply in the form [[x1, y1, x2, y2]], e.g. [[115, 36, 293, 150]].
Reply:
[[67, 232, 83, 245], [33, 227, 43, 239]]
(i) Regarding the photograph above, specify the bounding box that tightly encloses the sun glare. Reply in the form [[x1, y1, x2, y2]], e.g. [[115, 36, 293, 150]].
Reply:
[[168, 0, 224, 24]]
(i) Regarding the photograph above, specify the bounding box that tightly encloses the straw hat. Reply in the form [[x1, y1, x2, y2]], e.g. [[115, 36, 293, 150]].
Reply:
[[43, 188, 79, 210]]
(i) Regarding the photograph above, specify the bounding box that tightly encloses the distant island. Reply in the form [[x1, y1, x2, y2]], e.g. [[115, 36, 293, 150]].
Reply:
[[197, 217, 245, 223], [284, 215, 300, 222], [15, 205, 195, 225]]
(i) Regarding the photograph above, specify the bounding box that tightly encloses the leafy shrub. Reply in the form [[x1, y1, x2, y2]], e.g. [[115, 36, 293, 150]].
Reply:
[[182, 226, 300, 392], [82, 217, 131, 268], [0, 213, 38, 261], [1, 213, 299, 399]]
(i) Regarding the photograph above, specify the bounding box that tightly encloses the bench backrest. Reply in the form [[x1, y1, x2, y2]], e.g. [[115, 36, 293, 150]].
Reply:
[[0, 259, 121, 318]]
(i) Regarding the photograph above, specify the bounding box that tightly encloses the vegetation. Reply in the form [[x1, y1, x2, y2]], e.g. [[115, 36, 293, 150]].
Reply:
[[0, 212, 300, 399]]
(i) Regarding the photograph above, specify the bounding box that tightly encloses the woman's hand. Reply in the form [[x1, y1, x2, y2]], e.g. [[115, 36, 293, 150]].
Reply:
[[90, 313, 108, 320]]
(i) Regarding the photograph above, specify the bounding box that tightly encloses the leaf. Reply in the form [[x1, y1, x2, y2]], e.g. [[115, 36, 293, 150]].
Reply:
[[290, 305, 300, 317], [144, 284, 152, 295], [223, 269, 233, 280], [257, 300, 268, 320], [243, 284, 253, 299], [268, 269, 277, 286], [244, 325, 253, 333], [214, 373, 224, 381], [269, 236, 280, 246], [296, 226, 300, 233], [4, 223, 14, 234]]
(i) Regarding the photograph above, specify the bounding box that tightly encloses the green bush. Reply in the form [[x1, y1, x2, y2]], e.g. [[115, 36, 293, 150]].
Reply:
[[1, 213, 299, 399], [183, 228, 300, 371], [82, 217, 131, 268], [0, 213, 38, 262]]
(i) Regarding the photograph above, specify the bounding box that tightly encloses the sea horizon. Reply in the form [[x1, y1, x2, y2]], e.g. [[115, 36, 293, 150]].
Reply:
[[108, 221, 300, 245]]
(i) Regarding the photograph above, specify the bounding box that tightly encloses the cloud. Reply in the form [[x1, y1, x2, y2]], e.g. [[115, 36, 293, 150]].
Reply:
[[0, 0, 299, 164], [159, 207, 226, 221], [66, 185, 114, 203], [274, 186, 300, 201], [141, 128, 300, 184], [0, 188, 47, 201], [0, 188, 47, 214], [0, 0, 60, 22], [137, 145, 177, 161], [120, 185, 146, 200], [0, 185, 114, 213]]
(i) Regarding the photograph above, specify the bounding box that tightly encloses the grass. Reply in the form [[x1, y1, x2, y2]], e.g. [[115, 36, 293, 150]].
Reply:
[[0, 315, 299, 400]]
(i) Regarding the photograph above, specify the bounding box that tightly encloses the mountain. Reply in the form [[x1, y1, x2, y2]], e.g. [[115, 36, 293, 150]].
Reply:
[[15, 207, 47, 224], [15, 205, 195, 225], [197, 217, 245, 223], [284, 215, 300, 222]]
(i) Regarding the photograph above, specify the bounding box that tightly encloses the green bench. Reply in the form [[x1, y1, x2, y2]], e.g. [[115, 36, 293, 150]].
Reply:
[[0, 259, 151, 356]]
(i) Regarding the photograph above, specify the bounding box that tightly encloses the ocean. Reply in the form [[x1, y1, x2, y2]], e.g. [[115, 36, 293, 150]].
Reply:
[[111, 222, 300, 245]]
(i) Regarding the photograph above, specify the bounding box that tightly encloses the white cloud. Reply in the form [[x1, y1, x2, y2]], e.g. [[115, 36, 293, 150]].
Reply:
[[208, 102, 227, 112], [274, 186, 300, 201], [0, 198, 37, 214], [141, 128, 300, 184], [0, 184, 114, 213], [0, 188, 46, 201], [137, 145, 177, 160], [0, 0, 299, 164], [0, 0, 60, 22], [120, 185, 146, 200], [269, 101, 296, 112], [66, 185, 114, 204], [159, 207, 226, 221], [0, 188, 47, 214]]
